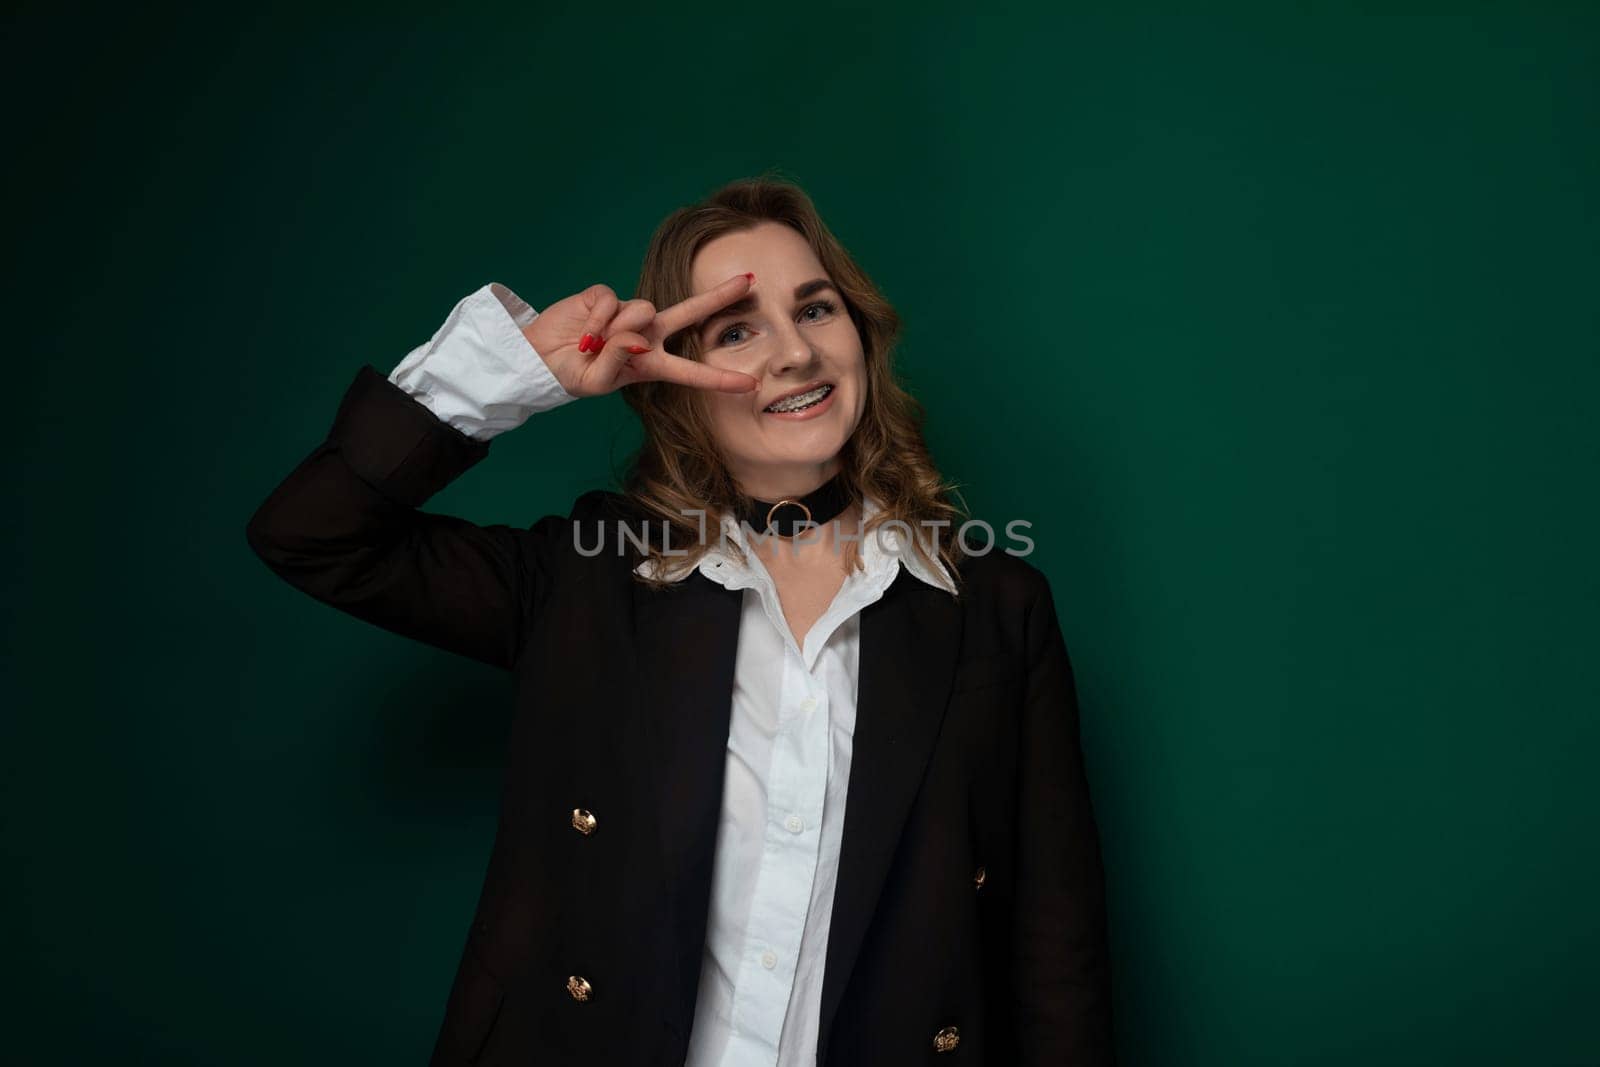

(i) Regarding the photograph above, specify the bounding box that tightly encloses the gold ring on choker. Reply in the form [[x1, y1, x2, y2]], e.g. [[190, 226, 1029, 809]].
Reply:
[[765, 499, 811, 533]]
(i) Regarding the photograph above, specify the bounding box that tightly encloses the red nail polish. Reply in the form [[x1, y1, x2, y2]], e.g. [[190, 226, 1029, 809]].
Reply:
[[744, 272, 755, 282], [626, 344, 649, 354], [579, 333, 595, 352]]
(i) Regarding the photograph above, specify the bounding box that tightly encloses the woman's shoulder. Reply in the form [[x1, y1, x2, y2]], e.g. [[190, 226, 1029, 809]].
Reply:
[[527, 488, 657, 573], [564, 487, 639, 522], [527, 487, 646, 526], [952, 547, 1055, 612], [941, 550, 1065, 666]]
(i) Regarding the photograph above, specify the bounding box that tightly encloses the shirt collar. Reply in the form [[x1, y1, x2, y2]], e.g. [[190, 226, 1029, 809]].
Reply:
[[633, 493, 957, 596]]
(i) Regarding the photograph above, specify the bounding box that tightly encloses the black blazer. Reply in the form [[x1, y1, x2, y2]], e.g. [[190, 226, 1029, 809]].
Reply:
[[245, 364, 1117, 1066]]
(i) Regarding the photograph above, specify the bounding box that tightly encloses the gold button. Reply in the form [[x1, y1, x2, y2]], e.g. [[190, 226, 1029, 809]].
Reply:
[[566, 975, 592, 1002], [571, 808, 597, 835], [973, 865, 986, 890], [933, 1025, 961, 1052]]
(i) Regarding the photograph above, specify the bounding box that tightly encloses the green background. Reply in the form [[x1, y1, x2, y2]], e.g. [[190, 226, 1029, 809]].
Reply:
[[5, 5, 1596, 1064]]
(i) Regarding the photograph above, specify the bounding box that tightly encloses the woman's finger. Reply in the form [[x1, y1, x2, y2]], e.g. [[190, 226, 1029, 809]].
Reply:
[[584, 329, 657, 393], [650, 272, 754, 339], [629, 347, 760, 394], [577, 284, 621, 353], [606, 298, 657, 340]]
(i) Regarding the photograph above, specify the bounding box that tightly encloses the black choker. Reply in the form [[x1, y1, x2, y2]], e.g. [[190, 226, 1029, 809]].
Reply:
[[736, 474, 853, 538]]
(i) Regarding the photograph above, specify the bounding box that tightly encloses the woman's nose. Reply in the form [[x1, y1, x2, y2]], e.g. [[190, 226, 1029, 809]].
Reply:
[[765, 321, 820, 376]]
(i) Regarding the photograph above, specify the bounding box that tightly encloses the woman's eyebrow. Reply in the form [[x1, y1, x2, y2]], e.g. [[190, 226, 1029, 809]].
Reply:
[[701, 277, 839, 331]]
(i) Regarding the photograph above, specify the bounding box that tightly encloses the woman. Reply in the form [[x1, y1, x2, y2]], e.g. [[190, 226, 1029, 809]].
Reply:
[[246, 177, 1116, 1066]]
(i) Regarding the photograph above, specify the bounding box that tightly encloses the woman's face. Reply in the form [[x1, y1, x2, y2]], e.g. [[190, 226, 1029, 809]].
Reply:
[[689, 220, 866, 501]]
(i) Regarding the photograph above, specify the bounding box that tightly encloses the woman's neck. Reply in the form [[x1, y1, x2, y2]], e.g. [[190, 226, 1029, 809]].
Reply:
[[731, 460, 841, 503], [751, 499, 864, 572]]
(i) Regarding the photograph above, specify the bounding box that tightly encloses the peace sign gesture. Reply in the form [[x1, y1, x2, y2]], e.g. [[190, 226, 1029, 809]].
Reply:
[[521, 273, 761, 398]]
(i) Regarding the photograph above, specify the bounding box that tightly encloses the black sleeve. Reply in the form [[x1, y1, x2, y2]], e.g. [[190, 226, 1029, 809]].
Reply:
[[1012, 570, 1118, 1063], [245, 363, 574, 671]]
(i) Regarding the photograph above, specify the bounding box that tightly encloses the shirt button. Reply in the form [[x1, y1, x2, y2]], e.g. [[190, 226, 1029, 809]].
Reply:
[[761, 949, 778, 969], [799, 696, 818, 711], [784, 814, 804, 834]]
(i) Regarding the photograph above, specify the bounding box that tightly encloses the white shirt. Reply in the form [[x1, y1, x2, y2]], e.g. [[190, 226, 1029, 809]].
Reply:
[[389, 283, 957, 1066]]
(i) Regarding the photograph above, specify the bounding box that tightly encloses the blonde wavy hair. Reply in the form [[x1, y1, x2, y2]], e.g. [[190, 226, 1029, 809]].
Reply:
[[618, 172, 972, 594]]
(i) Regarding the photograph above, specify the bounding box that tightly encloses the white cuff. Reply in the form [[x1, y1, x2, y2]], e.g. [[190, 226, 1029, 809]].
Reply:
[[387, 282, 577, 441]]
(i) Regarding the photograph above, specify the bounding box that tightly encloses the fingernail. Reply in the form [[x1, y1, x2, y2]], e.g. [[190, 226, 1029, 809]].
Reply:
[[626, 344, 649, 354], [744, 272, 755, 282], [578, 333, 595, 353]]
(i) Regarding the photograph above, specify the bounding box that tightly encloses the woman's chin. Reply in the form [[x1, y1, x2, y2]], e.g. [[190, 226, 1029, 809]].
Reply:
[[723, 411, 858, 476], [734, 443, 848, 478]]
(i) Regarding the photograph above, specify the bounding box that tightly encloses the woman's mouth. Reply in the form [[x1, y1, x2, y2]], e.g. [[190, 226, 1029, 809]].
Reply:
[[763, 383, 836, 418]]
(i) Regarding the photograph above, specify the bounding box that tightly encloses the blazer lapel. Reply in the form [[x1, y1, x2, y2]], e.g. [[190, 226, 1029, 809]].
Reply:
[[817, 567, 965, 1057], [633, 569, 744, 1038]]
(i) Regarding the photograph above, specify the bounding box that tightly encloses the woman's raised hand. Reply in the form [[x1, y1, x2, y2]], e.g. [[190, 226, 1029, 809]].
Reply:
[[520, 273, 762, 398]]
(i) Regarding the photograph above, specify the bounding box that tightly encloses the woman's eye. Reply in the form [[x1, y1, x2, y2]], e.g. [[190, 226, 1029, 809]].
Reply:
[[716, 300, 839, 347]]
